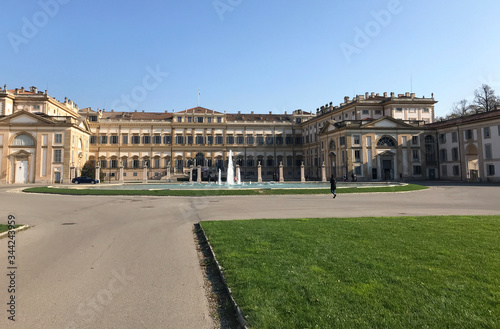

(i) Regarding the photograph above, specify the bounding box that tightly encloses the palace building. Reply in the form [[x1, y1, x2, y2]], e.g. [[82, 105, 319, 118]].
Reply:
[[1, 85, 499, 184]]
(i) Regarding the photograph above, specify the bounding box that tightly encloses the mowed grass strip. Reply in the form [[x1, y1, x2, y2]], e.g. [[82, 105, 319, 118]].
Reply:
[[0, 224, 21, 234], [23, 184, 427, 196], [201, 216, 500, 329]]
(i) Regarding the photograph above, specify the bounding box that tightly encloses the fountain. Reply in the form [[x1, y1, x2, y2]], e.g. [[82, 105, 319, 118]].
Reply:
[[218, 168, 222, 185], [226, 149, 235, 185]]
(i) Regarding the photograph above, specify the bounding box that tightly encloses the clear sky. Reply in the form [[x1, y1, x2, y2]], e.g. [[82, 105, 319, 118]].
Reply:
[[2, 0, 500, 117]]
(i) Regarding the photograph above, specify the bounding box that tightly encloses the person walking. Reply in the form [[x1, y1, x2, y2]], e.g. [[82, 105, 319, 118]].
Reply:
[[330, 175, 337, 198]]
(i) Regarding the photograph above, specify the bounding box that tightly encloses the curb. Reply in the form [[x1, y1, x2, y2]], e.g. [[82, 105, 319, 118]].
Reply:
[[198, 224, 249, 329], [0, 225, 31, 239]]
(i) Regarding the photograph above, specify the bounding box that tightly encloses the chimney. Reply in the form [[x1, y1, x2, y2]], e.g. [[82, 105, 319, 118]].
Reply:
[[390, 92, 395, 97], [371, 92, 375, 97], [383, 92, 387, 97], [284, 111, 287, 115], [365, 92, 369, 98], [269, 111, 272, 114], [21, 87, 25, 92], [344, 96, 350, 103], [405, 92, 410, 97], [238, 111, 241, 114], [411, 93, 415, 98]]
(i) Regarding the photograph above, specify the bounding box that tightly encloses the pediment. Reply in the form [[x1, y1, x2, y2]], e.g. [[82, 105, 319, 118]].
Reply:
[[10, 115, 39, 124], [363, 116, 413, 128]]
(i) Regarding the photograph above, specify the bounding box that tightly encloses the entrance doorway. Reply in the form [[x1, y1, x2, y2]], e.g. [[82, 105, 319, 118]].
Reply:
[[54, 172, 61, 183], [15, 160, 28, 184]]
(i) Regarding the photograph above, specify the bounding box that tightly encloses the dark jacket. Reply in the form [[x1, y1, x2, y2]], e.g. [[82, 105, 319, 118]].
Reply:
[[330, 177, 336, 189]]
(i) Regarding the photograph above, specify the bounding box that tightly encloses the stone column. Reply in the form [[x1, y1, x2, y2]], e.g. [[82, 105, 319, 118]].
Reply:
[[197, 165, 202, 183], [119, 166, 124, 184], [279, 162, 284, 183], [95, 164, 101, 183], [143, 165, 148, 183], [189, 165, 193, 182], [300, 162, 305, 183], [321, 161, 327, 182], [257, 161, 262, 183]]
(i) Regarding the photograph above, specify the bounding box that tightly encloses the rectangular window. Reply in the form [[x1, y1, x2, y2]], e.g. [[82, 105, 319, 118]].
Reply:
[[215, 135, 223, 144], [89, 116, 97, 122], [175, 135, 184, 144], [196, 136, 204, 144], [256, 136, 264, 145], [187, 136, 193, 144], [99, 135, 107, 144], [176, 117, 182, 123], [217, 117, 222, 123], [111, 135, 119, 144], [487, 164, 495, 176], [197, 117, 204, 123], [265, 136, 274, 145], [206, 136, 213, 144], [285, 136, 293, 145], [452, 132, 458, 143], [484, 127, 491, 139], [296, 118, 302, 124], [207, 117, 212, 123], [354, 150, 361, 162], [133, 159, 140, 168], [246, 136, 254, 144], [100, 160, 107, 169], [413, 165, 422, 175], [55, 133, 63, 144], [396, 108, 403, 112], [122, 135, 128, 144], [411, 136, 419, 145], [354, 166, 362, 175], [226, 135, 235, 144], [340, 137, 345, 145], [353, 135, 361, 145], [375, 110, 382, 115], [442, 165, 448, 176], [362, 110, 369, 115], [465, 129, 473, 140], [485, 144, 492, 159], [122, 159, 128, 168], [452, 148, 459, 161], [440, 149, 447, 162], [153, 136, 162, 144], [439, 133, 446, 143], [275, 136, 283, 145], [163, 135, 171, 144], [133, 172, 138, 177], [132, 136, 140, 144], [154, 158, 160, 169], [295, 136, 302, 145], [412, 150, 420, 162], [142, 135, 151, 144], [423, 108, 429, 113], [111, 160, 118, 169], [453, 165, 460, 176], [187, 117, 192, 123], [90, 136, 97, 144], [236, 136, 244, 144], [54, 149, 62, 163]]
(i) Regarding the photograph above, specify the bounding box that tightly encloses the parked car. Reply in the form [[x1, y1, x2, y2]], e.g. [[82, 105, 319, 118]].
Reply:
[[72, 176, 99, 184]]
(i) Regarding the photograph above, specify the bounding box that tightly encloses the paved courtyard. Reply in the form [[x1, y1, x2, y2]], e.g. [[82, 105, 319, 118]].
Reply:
[[0, 183, 499, 328]]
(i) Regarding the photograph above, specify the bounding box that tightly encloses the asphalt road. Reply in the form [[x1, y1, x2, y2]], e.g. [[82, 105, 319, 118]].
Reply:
[[0, 183, 499, 328]]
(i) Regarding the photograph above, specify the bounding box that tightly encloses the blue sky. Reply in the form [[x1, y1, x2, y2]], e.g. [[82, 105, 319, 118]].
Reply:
[[2, 0, 500, 117]]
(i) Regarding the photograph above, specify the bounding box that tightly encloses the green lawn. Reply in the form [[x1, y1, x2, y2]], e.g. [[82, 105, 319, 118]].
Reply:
[[201, 216, 500, 329], [0, 224, 21, 234], [23, 184, 427, 196]]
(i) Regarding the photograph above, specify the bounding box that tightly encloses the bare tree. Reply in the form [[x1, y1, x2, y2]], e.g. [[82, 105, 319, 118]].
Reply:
[[448, 99, 472, 118], [473, 84, 499, 113]]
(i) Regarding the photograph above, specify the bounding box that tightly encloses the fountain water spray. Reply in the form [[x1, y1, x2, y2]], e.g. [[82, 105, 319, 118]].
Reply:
[[226, 149, 235, 185]]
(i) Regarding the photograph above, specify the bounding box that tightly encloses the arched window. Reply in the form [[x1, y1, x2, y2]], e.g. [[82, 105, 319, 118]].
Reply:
[[12, 134, 35, 146], [377, 136, 396, 147]]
